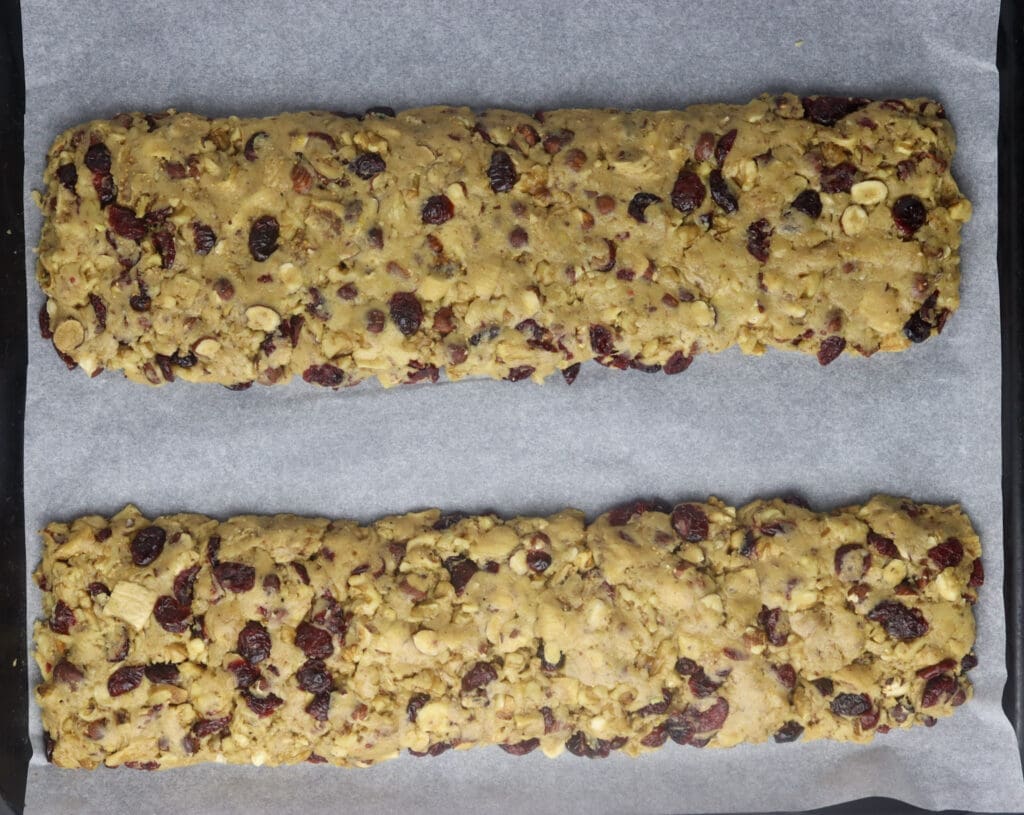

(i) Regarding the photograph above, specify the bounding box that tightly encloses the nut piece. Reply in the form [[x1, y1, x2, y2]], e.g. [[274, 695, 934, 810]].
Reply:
[[53, 319, 85, 352], [103, 581, 157, 631], [840, 205, 868, 236], [194, 338, 221, 358], [948, 198, 972, 223], [245, 305, 281, 332], [412, 629, 443, 656], [850, 180, 888, 206]]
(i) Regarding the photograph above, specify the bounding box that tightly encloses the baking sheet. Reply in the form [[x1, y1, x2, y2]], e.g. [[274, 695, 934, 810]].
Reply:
[[20, 0, 1023, 811]]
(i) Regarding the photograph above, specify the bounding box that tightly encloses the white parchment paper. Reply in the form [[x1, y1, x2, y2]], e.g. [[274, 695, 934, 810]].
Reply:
[[21, 0, 1023, 811]]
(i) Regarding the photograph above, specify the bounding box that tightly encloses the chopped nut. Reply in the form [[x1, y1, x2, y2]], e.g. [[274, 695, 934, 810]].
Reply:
[[850, 180, 889, 206], [840, 205, 868, 236], [53, 319, 85, 352], [103, 581, 157, 631], [245, 305, 281, 332]]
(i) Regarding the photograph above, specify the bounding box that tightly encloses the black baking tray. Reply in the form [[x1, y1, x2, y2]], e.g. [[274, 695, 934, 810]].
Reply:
[[1, 1, 1022, 813]]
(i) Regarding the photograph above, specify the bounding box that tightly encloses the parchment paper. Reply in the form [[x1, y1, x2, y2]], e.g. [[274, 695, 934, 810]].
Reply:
[[20, 0, 1023, 811]]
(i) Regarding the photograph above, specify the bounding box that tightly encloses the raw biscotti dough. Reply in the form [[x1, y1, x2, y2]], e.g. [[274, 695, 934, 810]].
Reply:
[[36, 95, 969, 388], [35, 495, 982, 769]]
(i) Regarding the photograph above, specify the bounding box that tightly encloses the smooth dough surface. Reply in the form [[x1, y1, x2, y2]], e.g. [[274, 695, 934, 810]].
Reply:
[[35, 495, 982, 769], [36, 95, 969, 388]]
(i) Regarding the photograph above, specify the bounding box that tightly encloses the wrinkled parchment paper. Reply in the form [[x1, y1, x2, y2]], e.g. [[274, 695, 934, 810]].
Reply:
[[21, 0, 1023, 811]]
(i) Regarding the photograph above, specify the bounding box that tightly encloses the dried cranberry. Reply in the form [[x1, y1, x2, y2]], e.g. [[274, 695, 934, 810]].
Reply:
[[282, 314, 304, 347], [243, 131, 267, 161], [349, 152, 386, 179], [565, 732, 614, 758], [812, 677, 834, 696], [961, 654, 979, 672], [337, 282, 358, 301], [50, 600, 76, 634], [867, 531, 900, 559], [773, 721, 804, 743], [867, 600, 929, 640], [696, 697, 729, 731], [85, 143, 112, 173], [422, 194, 454, 225], [709, 169, 737, 213], [607, 498, 666, 526], [802, 96, 871, 127], [502, 364, 534, 382], [193, 223, 217, 255], [812, 334, 846, 366], [56, 162, 78, 192], [461, 661, 498, 692], [407, 692, 430, 722], [88, 582, 110, 598], [833, 543, 871, 580], [207, 535, 221, 565], [663, 351, 693, 375], [674, 657, 698, 676], [526, 550, 552, 573], [129, 291, 151, 312], [670, 170, 706, 215], [917, 658, 957, 680], [130, 525, 166, 566], [928, 538, 963, 569], [499, 738, 540, 755], [773, 663, 798, 690], [746, 218, 772, 263], [248, 215, 280, 261], [757, 605, 788, 646], [153, 595, 191, 633], [302, 364, 345, 388], [715, 130, 737, 166], [93, 172, 116, 207], [191, 716, 230, 738], [921, 674, 958, 707], [52, 659, 84, 688], [389, 291, 423, 336], [152, 231, 175, 269], [444, 555, 479, 594], [892, 194, 927, 237], [124, 761, 160, 771], [589, 324, 615, 355], [628, 192, 662, 223], [108, 205, 148, 241], [241, 690, 284, 717], [830, 692, 871, 716], [507, 226, 529, 248], [969, 559, 985, 588], [237, 621, 272, 664], [688, 669, 721, 698], [144, 663, 180, 684], [214, 562, 256, 593], [304, 691, 330, 721], [295, 622, 334, 659], [792, 189, 822, 218], [227, 659, 261, 689], [108, 665, 144, 696], [562, 363, 581, 385], [434, 512, 469, 530], [820, 162, 857, 194], [693, 132, 715, 162], [669, 504, 708, 542], [292, 563, 311, 585], [487, 150, 519, 192]]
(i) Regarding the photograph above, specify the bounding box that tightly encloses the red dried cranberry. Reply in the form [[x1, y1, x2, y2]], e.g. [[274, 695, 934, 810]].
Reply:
[[969, 559, 985, 588], [709, 169, 738, 213], [792, 189, 823, 218], [812, 677, 834, 696], [461, 661, 498, 692], [52, 659, 85, 688], [349, 152, 386, 179], [38, 302, 53, 339], [88, 582, 110, 597], [214, 562, 256, 593], [130, 525, 166, 566], [295, 622, 334, 659], [85, 142, 112, 172], [867, 600, 929, 640], [834, 543, 871, 581], [108, 665, 144, 696], [241, 690, 284, 717], [669, 504, 709, 542], [154, 595, 191, 633], [389, 291, 423, 336], [688, 669, 721, 698], [487, 150, 519, 192], [124, 761, 160, 771], [306, 691, 331, 721], [503, 364, 534, 382], [562, 363, 581, 384], [917, 658, 957, 680], [422, 194, 454, 225], [589, 324, 615, 355], [193, 222, 217, 255], [663, 351, 693, 375], [773, 663, 797, 690], [696, 697, 729, 731], [921, 674, 958, 707], [303, 364, 345, 387], [758, 606, 788, 646], [715, 129, 738, 166], [817, 335, 846, 366], [664, 711, 695, 745], [56, 162, 78, 192], [407, 692, 430, 722], [152, 231, 175, 269], [291, 562, 310, 585], [500, 738, 540, 755], [144, 663, 180, 684], [227, 659, 261, 689], [867, 531, 900, 559], [903, 290, 940, 343], [526, 550, 552, 573], [108, 205, 148, 241], [670, 170, 705, 215], [444, 555, 479, 594], [746, 218, 772, 263], [628, 192, 662, 223], [830, 692, 871, 716], [248, 215, 280, 261], [237, 621, 272, 664], [693, 132, 715, 162], [281, 314, 304, 347], [191, 716, 230, 738], [801, 96, 870, 127], [674, 657, 698, 676], [773, 721, 805, 743], [84, 294, 107, 335], [243, 131, 268, 161], [50, 600, 76, 634], [820, 162, 857, 194], [961, 654, 978, 672], [892, 195, 927, 237], [434, 512, 469, 530], [928, 538, 963, 569]]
